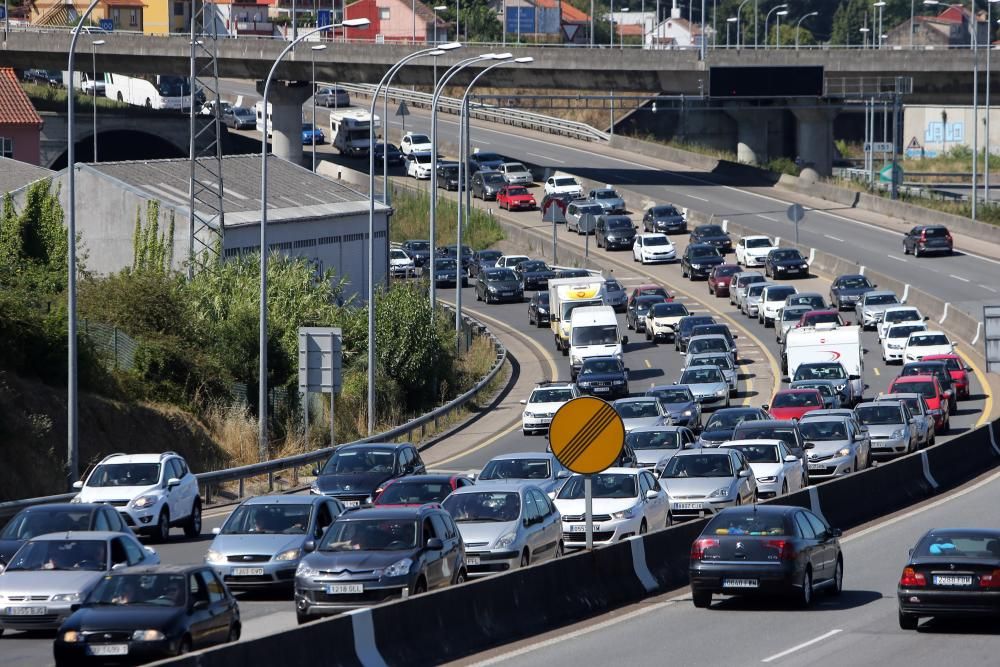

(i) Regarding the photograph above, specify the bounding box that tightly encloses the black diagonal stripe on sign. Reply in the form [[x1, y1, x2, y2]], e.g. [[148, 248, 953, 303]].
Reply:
[[560, 406, 617, 467]]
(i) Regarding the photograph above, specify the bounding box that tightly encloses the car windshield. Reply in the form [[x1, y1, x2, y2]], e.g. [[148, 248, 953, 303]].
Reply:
[[895, 381, 937, 398], [440, 166, 459, 176], [886, 309, 920, 323], [234, 108, 253, 118], [379, 481, 454, 505], [473, 152, 502, 162], [798, 420, 848, 441], [772, 392, 822, 408], [650, 303, 687, 318], [679, 317, 715, 334], [837, 276, 871, 289], [705, 511, 788, 536], [6, 539, 107, 571], [606, 280, 622, 292], [894, 397, 924, 414], [321, 519, 418, 551], [644, 236, 670, 246], [866, 294, 898, 305], [580, 358, 621, 375], [688, 339, 728, 355], [734, 425, 798, 449], [534, 293, 550, 305], [531, 388, 574, 403], [86, 573, 187, 607], [503, 162, 527, 172], [698, 226, 724, 236], [477, 250, 501, 261], [914, 532, 999, 558], [747, 284, 766, 297], [693, 355, 733, 371], [770, 250, 800, 261], [783, 308, 810, 321], [506, 186, 530, 196], [407, 241, 430, 251], [902, 364, 946, 379], [572, 325, 619, 346], [608, 219, 633, 230], [938, 357, 961, 371], [661, 455, 733, 478], [651, 206, 679, 216], [795, 364, 847, 380], [303, 123, 316, 132], [855, 405, 904, 425], [487, 269, 517, 282], [484, 173, 506, 184], [746, 238, 773, 248], [0, 509, 97, 540], [86, 463, 160, 487], [888, 325, 926, 339], [626, 430, 681, 450], [909, 334, 950, 346], [321, 448, 395, 474], [705, 411, 756, 430], [805, 313, 841, 325], [555, 178, 577, 186], [788, 295, 824, 308], [595, 190, 619, 199], [391, 250, 408, 260], [437, 259, 457, 271], [520, 261, 547, 272], [615, 401, 660, 418], [479, 458, 551, 481], [407, 134, 430, 144], [635, 300, 660, 315], [221, 504, 312, 535], [765, 287, 797, 301], [558, 473, 637, 499], [412, 153, 432, 164], [715, 265, 740, 277], [728, 444, 780, 463], [681, 367, 723, 383], [648, 387, 694, 404], [690, 247, 720, 258], [793, 382, 834, 397], [443, 492, 521, 522]]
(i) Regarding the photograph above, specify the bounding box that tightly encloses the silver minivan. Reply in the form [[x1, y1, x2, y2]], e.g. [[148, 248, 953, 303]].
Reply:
[[566, 200, 604, 235]]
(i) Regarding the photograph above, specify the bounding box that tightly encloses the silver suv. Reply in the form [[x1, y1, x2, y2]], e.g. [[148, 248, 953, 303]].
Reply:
[[73, 452, 202, 543]]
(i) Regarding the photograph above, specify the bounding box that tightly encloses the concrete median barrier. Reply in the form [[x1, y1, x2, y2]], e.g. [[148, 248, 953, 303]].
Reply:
[[640, 518, 706, 590]]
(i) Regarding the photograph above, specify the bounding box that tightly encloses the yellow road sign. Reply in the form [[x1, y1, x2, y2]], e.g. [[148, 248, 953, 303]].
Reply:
[[548, 396, 625, 474]]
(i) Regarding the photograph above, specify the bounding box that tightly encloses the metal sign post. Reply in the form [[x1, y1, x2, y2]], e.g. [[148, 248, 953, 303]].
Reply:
[[396, 100, 410, 138], [786, 203, 805, 245], [298, 327, 343, 444], [584, 475, 594, 551]]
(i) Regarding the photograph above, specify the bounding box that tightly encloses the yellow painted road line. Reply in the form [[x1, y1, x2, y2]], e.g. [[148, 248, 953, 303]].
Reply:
[[873, 367, 880, 376], [450, 301, 560, 381], [956, 347, 994, 428], [431, 422, 523, 467], [644, 359, 652, 369]]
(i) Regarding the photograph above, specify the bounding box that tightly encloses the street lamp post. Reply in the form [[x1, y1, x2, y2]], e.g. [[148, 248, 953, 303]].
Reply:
[[860, 26, 870, 49], [774, 9, 787, 47], [91, 39, 105, 162], [763, 4, 787, 49], [456, 56, 533, 340], [910, 0, 916, 47], [430, 53, 506, 313], [727, 15, 736, 47], [258, 19, 369, 459], [66, 0, 104, 487], [795, 11, 817, 49], [433, 5, 447, 83], [610, 0, 614, 48], [874, 1, 886, 49], [986, 3, 999, 202], [366, 43, 461, 434], [736, 0, 750, 48], [311, 44, 326, 172]]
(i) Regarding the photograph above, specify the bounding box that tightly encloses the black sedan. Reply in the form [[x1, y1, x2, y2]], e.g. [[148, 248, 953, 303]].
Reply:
[[627, 294, 668, 332], [898, 528, 1000, 629], [643, 204, 687, 234], [675, 315, 717, 353], [476, 267, 524, 304], [436, 162, 462, 190], [53, 565, 240, 665], [469, 249, 503, 279], [401, 239, 431, 268], [0, 503, 134, 567], [555, 268, 591, 279], [681, 244, 726, 280], [829, 274, 877, 311], [689, 505, 843, 608], [689, 224, 732, 253], [764, 248, 810, 279], [527, 291, 551, 327], [514, 260, 557, 291], [433, 258, 464, 287], [436, 244, 474, 271], [374, 142, 404, 166], [575, 356, 629, 399], [697, 407, 770, 446]]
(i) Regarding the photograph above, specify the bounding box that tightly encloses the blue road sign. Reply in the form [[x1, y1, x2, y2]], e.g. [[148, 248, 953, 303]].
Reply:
[[99, 18, 114, 31], [317, 9, 332, 28], [505, 7, 535, 34]]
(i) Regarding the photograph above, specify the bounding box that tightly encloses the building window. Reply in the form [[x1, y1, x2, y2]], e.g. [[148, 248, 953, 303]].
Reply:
[[0, 137, 12, 159], [379, 7, 390, 20], [129, 9, 138, 26], [173, 1, 184, 16], [111, 8, 120, 26]]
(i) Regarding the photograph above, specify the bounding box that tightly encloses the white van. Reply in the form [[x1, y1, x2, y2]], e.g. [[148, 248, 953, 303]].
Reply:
[[569, 305, 627, 380]]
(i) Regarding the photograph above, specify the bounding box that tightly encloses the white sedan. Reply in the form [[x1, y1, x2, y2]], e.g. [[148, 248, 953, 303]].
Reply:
[[405, 151, 433, 179], [881, 322, 928, 363], [721, 440, 806, 499], [400, 132, 433, 155], [902, 330, 955, 364], [554, 468, 670, 548], [877, 306, 925, 340], [735, 235, 775, 267], [632, 233, 676, 264], [544, 174, 583, 198], [520, 382, 580, 435]]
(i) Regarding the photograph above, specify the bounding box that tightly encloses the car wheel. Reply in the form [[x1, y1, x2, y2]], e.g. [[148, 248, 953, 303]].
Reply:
[[555, 541, 564, 559], [177, 636, 192, 656], [692, 589, 712, 608], [520, 550, 530, 568], [914, 245, 922, 258], [797, 568, 814, 607], [228, 623, 241, 643], [830, 558, 844, 596], [412, 578, 427, 595], [781, 480, 788, 496], [154, 510, 170, 543], [665, 512, 673, 528], [183, 501, 201, 538], [639, 520, 648, 535], [454, 569, 467, 585], [898, 610, 919, 630], [296, 610, 311, 625]]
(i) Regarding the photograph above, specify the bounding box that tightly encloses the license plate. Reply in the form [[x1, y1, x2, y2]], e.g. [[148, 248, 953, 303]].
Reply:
[[722, 578, 759, 588], [325, 584, 363, 594], [466, 556, 481, 566], [88, 645, 129, 656], [873, 441, 894, 448], [502, 292, 513, 296], [342, 500, 361, 508], [232, 567, 265, 576], [593, 387, 609, 393], [933, 575, 973, 586], [674, 503, 703, 510], [568, 524, 587, 533], [6, 606, 46, 616]]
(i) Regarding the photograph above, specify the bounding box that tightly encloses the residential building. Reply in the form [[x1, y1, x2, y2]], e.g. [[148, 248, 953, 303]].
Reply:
[[342, 0, 448, 43], [0, 68, 44, 166], [0, 158, 53, 195], [488, 0, 590, 42], [884, 4, 987, 47]]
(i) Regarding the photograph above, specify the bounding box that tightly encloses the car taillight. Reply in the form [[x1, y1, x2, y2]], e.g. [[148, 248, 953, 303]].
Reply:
[[919, 231, 927, 243], [980, 569, 1000, 588], [899, 567, 927, 587], [764, 539, 796, 560], [945, 232, 953, 243], [690, 538, 719, 560]]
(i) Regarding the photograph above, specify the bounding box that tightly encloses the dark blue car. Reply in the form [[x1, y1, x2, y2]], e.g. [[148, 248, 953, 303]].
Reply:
[[301, 123, 325, 145]]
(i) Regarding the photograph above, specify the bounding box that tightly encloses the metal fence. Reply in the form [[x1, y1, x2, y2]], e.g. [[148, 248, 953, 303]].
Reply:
[[81, 319, 137, 371]]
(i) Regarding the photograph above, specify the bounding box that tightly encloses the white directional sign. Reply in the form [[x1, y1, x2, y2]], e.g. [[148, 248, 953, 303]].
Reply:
[[864, 142, 894, 153]]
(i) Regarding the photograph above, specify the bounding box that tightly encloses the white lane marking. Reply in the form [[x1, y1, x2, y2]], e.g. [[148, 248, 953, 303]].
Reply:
[[687, 194, 709, 202], [757, 214, 778, 222], [628, 536, 659, 593], [886, 255, 907, 263], [761, 630, 843, 663], [528, 151, 564, 164], [920, 451, 940, 489], [348, 608, 389, 667], [949, 274, 971, 283], [980, 284, 998, 293], [823, 235, 844, 242]]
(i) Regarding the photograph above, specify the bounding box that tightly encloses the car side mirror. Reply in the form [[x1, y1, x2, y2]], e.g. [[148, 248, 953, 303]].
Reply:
[[312, 466, 320, 477], [738, 469, 751, 478], [426, 538, 444, 551], [762, 404, 770, 411], [830, 528, 843, 538], [965, 366, 973, 372], [519, 399, 527, 405], [645, 489, 660, 500], [804, 441, 816, 449], [111, 561, 127, 571], [908, 547, 915, 557], [166, 477, 181, 489], [557, 470, 570, 479], [212, 527, 221, 535], [303, 540, 317, 554], [72, 480, 84, 489], [191, 599, 210, 611], [621, 336, 629, 345], [784, 455, 799, 463], [672, 380, 678, 385]]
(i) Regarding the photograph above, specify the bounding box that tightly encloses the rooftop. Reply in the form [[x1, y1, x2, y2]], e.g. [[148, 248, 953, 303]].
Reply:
[[0, 68, 43, 128], [81, 154, 387, 226], [0, 157, 53, 195]]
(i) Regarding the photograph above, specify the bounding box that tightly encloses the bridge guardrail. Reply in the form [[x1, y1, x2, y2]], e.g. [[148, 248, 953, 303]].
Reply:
[[330, 82, 610, 144], [0, 305, 507, 521]]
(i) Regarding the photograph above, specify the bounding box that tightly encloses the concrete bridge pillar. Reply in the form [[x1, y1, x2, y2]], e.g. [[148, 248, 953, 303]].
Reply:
[[256, 80, 311, 166], [792, 107, 837, 179], [726, 109, 781, 167]]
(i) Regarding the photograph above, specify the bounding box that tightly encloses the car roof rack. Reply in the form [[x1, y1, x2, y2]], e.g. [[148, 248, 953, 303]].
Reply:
[[98, 452, 128, 464], [160, 451, 179, 460], [535, 380, 574, 386]]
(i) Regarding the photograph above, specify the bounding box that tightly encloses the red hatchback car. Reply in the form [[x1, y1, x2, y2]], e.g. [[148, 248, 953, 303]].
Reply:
[[496, 185, 537, 211], [889, 375, 950, 432], [921, 353, 970, 400], [372, 474, 473, 507], [766, 389, 825, 421], [707, 264, 740, 298], [628, 284, 672, 308]]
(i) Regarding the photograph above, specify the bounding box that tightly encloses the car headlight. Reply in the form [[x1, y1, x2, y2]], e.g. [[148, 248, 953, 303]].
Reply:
[[800, 264, 808, 269], [132, 494, 159, 509], [611, 506, 636, 520], [51, 592, 82, 603], [682, 410, 693, 416], [614, 352, 624, 361], [570, 355, 582, 366], [62, 630, 81, 643], [835, 383, 847, 391], [524, 411, 536, 418], [607, 235, 617, 241], [296, 561, 319, 578], [836, 447, 851, 458], [776, 265, 786, 271], [206, 549, 226, 565], [578, 381, 592, 387], [487, 286, 498, 292], [382, 557, 413, 578], [309, 481, 320, 494], [538, 307, 548, 314], [891, 429, 905, 439], [132, 630, 165, 642], [757, 476, 777, 483], [612, 379, 625, 385], [495, 532, 518, 549], [715, 388, 727, 396], [691, 263, 702, 269], [275, 548, 300, 562], [70, 495, 83, 504], [709, 487, 730, 498]]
